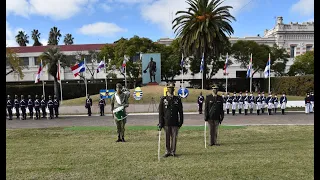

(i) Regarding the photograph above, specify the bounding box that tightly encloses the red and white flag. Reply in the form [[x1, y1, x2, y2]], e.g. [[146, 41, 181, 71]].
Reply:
[[35, 60, 43, 83], [57, 60, 61, 82], [223, 53, 229, 75]]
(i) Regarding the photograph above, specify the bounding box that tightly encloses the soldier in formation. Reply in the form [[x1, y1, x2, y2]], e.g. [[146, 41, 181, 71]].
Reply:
[[197, 92, 204, 114], [111, 83, 129, 142], [20, 95, 27, 120], [280, 92, 287, 115], [99, 95, 106, 116], [231, 92, 237, 116], [204, 85, 224, 146], [27, 95, 34, 119], [273, 94, 279, 114], [7, 95, 13, 120], [249, 92, 255, 114], [261, 92, 266, 114], [310, 91, 314, 113], [305, 93, 311, 114], [85, 94, 93, 116], [34, 95, 41, 119], [47, 95, 54, 119], [266, 93, 274, 115], [14, 95, 20, 119], [41, 95, 47, 118], [158, 82, 183, 157], [243, 91, 249, 115], [238, 92, 244, 114], [53, 95, 60, 118], [256, 92, 262, 115], [225, 93, 232, 114]]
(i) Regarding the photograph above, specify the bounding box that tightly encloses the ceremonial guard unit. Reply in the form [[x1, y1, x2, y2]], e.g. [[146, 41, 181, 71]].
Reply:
[[197, 92, 204, 114]]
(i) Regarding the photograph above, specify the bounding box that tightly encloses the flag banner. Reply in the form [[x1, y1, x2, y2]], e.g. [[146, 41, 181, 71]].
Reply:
[[200, 53, 204, 73], [96, 61, 105, 73], [264, 55, 271, 78], [35, 61, 43, 83], [246, 55, 252, 78], [71, 61, 85, 77], [223, 53, 229, 75]]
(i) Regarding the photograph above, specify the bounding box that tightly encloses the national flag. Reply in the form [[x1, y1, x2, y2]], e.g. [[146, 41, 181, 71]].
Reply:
[[223, 53, 229, 75], [96, 61, 105, 73], [180, 53, 184, 67], [246, 54, 252, 78], [200, 53, 204, 73], [35, 60, 43, 83], [71, 61, 85, 77], [122, 55, 129, 73], [264, 54, 271, 78], [57, 60, 61, 82]]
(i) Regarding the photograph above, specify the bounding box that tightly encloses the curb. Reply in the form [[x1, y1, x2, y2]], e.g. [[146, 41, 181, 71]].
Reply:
[[58, 111, 307, 117]]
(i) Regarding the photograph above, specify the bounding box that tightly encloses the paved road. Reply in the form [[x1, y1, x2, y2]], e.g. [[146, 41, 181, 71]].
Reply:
[[6, 112, 314, 129]]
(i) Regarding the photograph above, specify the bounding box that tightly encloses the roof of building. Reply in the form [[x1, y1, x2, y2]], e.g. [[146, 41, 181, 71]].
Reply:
[[7, 44, 110, 53]]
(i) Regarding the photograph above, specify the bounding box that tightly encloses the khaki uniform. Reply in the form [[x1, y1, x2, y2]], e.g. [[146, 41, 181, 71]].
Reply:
[[159, 95, 183, 155], [204, 94, 224, 145], [111, 92, 129, 140]]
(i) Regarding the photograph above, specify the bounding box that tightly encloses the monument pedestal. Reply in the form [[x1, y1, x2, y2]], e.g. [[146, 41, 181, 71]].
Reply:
[[147, 82, 159, 86]]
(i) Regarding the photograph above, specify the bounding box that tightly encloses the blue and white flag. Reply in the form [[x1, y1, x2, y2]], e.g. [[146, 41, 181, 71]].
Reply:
[[246, 54, 252, 78], [200, 52, 204, 73], [264, 53, 271, 78]]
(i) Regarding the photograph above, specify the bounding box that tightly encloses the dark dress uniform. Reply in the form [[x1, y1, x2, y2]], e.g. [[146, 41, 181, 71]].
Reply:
[[266, 95, 274, 115], [261, 94, 266, 114], [27, 96, 34, 119], [249, 94, 255, 114], [305, 93, 311, 114], [47, 96, 54, 119], [197, 94, 204, 114], [225, 94, 232, 114], [85, 95, 93, 116], [53, 97, 60, 118], [34, 96, 41, 119], [40, 96, 47, 118], [14, 95, 20, 119], [273, 96, 279, 114], [238, 93, 244, 114], [231, 94, 237, 116], [7, 96, 13, 120], [158, 83, 183, 157], [256, 94, 262, 115], [204, 85, 224, 146], [99, 97, 106, 116], [310, 92, 314, 113], [280, 94, 287, 115], [20, 96, 27, 120], [243, 93, 249, 115]]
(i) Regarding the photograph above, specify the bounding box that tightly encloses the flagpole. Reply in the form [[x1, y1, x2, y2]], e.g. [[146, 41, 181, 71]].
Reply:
[[181, 53, 184, 88], [58, 60, 63, 103], [201, 52, 204, 90], [226, 53, 228, 93], [250, 53, 252, 93], [125, 66, 127, 88], [84, 58, 88, 96], [104, 56, 107, 90], [268, 53, 271, 94], [41, 59, 45, 98]]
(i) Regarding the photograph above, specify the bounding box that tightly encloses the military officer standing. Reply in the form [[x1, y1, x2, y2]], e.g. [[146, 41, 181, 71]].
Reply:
[[249, 92, 255, 114], [204, 85, 224, 146], [266, 93, 274, 115], [273, 94, 279, 114], [111, 83, 129, 142], [14, 95, 20, 119], [53, 95, 60, 118], [34, 95, 41, 119], [231, 92, 237, 116], [85, 94, 93, 116], [40, 95, 47, 118], [197, 92, 204, 114], [238, 92, 244, 114], [310, 91, 314, 113], [7, 95, 13, 120], [47, 95, 54, 119], [99, 95, 106, 116], [261, 92, 266, 114], [280, 93, 287, 115], [255, 92, 262, 115], [243, 91, 249, 115], [225, 93, 232, 114], [27, 95, 34, 119], [305, 93, 311, 114], [20, 95, 27, 120], [158, 82, 183, 157]]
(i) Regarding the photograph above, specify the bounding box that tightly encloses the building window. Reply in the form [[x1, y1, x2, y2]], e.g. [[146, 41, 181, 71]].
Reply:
[[236, 71, 247, 78], [20, 57, 29, 66], [290, 46, 295, 58], [34, 57, 39, 65], [306, 45, 313, 52]]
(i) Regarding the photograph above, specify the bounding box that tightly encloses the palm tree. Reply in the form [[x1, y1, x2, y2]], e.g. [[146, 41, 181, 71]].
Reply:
[[40, 47, 66, 99], [47, 26, 62, 45], [15, 31, 29, 46], [172, 0, 235, 89], [31, 29, 42, 46], [63, 33, 74, 45]]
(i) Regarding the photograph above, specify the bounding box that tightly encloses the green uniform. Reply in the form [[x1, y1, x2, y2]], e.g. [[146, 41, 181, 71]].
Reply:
[[111, 92, 129, 140]]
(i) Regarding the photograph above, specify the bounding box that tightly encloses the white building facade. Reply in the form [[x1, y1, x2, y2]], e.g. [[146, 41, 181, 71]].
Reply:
[[6, 17, 313, 83]]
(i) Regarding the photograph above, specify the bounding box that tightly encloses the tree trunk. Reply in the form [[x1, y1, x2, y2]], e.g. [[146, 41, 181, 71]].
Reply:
[[53, 77, 60, 100], [202, 51, 207, 89]]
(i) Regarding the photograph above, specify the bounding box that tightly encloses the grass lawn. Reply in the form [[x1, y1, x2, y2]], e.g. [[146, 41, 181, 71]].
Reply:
[[6, 125, 313, 180], [61, 85, 305, 106]]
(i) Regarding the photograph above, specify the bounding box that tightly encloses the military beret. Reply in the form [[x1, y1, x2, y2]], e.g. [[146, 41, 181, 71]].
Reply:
[[167, 82, 175, 88]]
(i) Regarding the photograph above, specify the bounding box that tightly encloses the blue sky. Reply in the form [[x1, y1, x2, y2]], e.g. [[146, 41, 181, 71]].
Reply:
[[6, 0, 313, 47]]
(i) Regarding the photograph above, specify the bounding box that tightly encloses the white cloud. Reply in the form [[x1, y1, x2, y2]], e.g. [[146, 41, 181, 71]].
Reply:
[[77, 22, 127, 37], [140, 0, 252, 36], [291, 0, 314, 16], [6, 0, 99, 20], [101, 3, 112, 12], [40, 38, 48, 46], [6, 21, 24, 47]]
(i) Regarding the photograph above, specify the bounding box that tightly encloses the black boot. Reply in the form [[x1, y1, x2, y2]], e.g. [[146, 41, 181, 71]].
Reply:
[[122, 137, 126, 142], [232, 110, 235, 116], [227, 109, 229, 114], [262, 109, 264, 114], [250, 109, 253, 114], [275, 108, 277, 114], [239, 109, 242, 114], [282, 109, 284, 115], [257, 110, 260, 115], [244, 109, 247, 115], [268, 109, 271, 115], [116, 135, 121, 142]]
